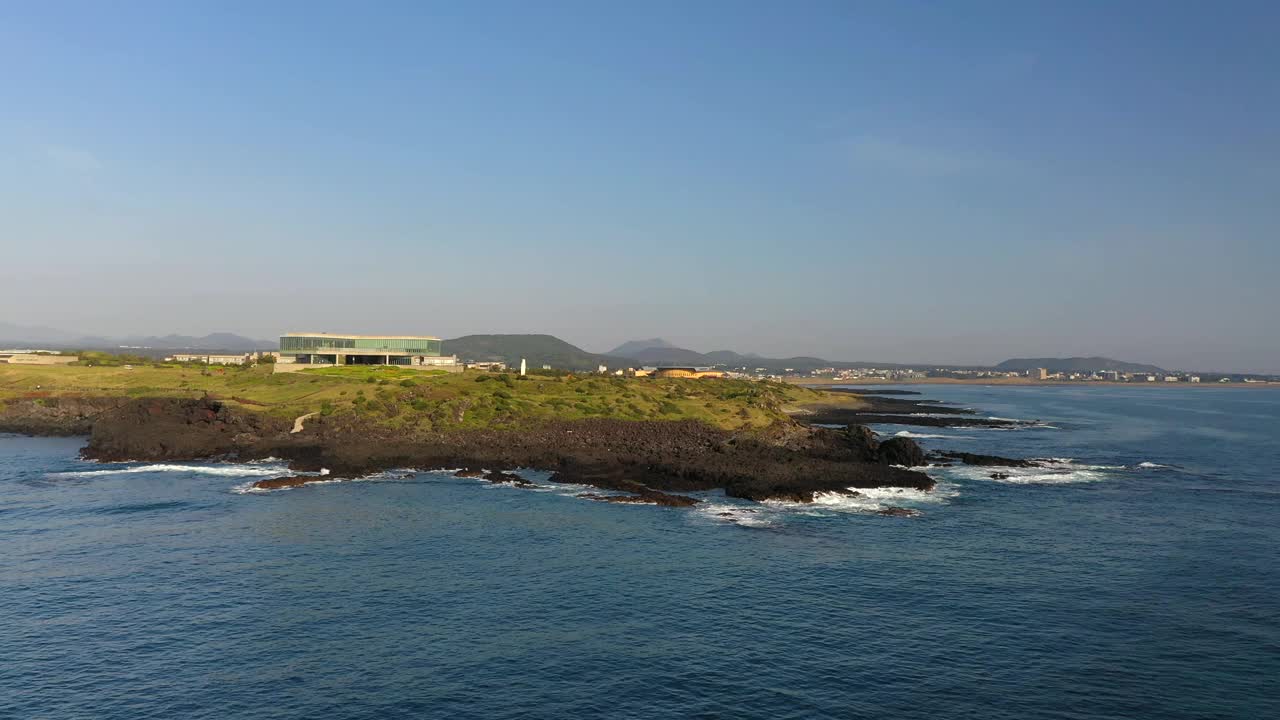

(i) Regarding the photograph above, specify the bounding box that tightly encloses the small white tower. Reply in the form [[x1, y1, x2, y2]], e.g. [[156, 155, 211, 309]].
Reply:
[[519, 358, 527, 376]]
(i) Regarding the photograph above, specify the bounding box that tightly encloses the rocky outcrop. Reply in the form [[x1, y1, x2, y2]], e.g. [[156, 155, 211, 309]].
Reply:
[[877, 436, 926, 467], [722, 463, 932, 503], [0, 397, 126, 436], [253, 475, 319, 490], [82, 397, 289, 462], [483, 470, 535, 487], [934, 451, 1034, 467], [577, 490, 699, 507]]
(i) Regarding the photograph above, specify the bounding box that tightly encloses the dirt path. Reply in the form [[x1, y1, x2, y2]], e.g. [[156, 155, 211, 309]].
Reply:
[[291, 412, 318, 434]]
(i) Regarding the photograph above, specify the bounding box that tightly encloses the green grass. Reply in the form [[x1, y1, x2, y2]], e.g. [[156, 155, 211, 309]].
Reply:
[[0, 363, 858, 431]]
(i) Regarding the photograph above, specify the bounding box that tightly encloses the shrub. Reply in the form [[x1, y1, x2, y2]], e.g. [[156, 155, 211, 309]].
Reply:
[[365, 376, 377, 384], [320, 400, 335, 416], [659, 401, 681, 415], [400, 379, 416, 388]]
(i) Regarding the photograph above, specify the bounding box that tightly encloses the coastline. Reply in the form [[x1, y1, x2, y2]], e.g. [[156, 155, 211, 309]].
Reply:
[[0, 395, 939, 505], [786, 377, 1280, 389]]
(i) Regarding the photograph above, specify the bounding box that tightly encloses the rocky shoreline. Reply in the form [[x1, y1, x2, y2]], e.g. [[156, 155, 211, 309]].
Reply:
[[0, 396, 943, 507], [799, 387, 1034, 429]]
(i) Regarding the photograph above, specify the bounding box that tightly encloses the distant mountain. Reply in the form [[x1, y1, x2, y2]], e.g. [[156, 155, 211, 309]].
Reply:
[[703, 350, 749, 365], [115, 333, 272, 350], [626, 346, 715, 366], [0, 322, 271, 351], [608, 338, 679, 356], [995, 357, 1166, 374], [444, 334, 631, 371], [0, 322, 85, 345]]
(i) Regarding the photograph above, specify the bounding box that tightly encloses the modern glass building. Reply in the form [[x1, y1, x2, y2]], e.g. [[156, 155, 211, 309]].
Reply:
[[279, 333, 450, 366]]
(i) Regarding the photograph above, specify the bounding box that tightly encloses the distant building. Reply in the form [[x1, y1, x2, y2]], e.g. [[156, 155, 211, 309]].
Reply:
[[465, 361, 507, 372], [275, 333, 459, 372], [1164, 376, 1179, 382], [1189, 376, 1201, 383], [0, 352, 78, 366], [1029, 368, 1049, 380], [170, 353, 251, 365], [651, 367, 728, 379]]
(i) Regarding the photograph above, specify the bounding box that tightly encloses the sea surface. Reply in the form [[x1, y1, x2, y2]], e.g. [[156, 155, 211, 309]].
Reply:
[[2, 385, 1278, 719]]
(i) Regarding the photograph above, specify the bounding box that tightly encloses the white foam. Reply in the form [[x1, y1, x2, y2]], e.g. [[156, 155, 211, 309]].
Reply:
[[694, 502, 777, 527], [231, 469, 410, 494], [894, 430, 975, 440], [942, 458, 1117, 485], [1136, 461, 1173, 469], [50, 463, 291, 479]]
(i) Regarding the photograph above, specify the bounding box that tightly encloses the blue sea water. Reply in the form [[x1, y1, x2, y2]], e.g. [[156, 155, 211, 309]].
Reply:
[[2, 385, 1278, 719]]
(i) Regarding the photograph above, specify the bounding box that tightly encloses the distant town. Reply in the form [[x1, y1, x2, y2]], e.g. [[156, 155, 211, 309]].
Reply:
[[2, 333, 1276, 386]]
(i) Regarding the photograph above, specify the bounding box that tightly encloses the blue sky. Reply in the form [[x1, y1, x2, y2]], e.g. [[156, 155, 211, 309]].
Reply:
[[2, 1, 1277, 371]]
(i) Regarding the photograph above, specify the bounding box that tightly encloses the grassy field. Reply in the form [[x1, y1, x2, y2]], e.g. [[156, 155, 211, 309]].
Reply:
[[0, 363, 861, 432]]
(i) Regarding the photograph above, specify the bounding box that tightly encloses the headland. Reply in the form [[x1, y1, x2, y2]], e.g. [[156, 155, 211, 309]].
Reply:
[[0, 363, 970, 507]]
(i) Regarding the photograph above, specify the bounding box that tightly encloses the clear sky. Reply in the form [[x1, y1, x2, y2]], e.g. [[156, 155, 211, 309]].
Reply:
[[2, 1, 1277, 372]]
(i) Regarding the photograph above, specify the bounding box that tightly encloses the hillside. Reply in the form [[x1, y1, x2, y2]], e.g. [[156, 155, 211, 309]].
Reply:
[[444, 334, 630, 371], [995, 357, 1166, 374]]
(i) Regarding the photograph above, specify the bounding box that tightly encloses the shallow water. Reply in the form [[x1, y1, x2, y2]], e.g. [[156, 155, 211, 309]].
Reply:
[[2, 385, 1278, 719]]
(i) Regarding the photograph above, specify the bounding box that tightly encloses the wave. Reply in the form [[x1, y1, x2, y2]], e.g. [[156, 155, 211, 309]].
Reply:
[[694, 502, 778, 528], [1136, 461, 1176, 470], [50, 463, 291, 479], [230, 469, 404, 494], [941, 458, 1117, 485], [893, 430, 975, 440]]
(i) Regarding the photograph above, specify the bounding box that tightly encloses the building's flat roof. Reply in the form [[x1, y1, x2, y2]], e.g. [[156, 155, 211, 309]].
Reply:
[[282, 332, 442, 341]]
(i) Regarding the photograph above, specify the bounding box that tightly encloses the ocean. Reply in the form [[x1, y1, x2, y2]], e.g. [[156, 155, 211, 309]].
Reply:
[[2, 385, 1278, 719]]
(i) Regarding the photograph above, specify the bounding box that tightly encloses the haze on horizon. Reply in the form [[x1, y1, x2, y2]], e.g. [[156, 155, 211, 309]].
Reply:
[[2, 2, 1277, 374]]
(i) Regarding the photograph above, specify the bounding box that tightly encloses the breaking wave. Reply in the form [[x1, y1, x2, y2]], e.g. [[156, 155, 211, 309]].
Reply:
[[50, 463, 291, 479], [694, 502, 779, 528], [893, 430, 975, 440], [942, 458, 1118, 485]]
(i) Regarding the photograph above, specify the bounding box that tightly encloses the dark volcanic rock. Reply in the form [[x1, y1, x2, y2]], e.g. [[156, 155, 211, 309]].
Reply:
[[877, 506, 922, 517], [935, 451, 1034, 468], [877, 436, 926, 467], [577, 490, 699, 507], [990, 472, 1010, 480], [83, 397, 288, 462], [484, 470, 533, 486], [253, 475, 327, 490], [803, 410, 1021, 428], [723, 464, 934, 503], [453, 469, 486, 478], [0, 397, 126, 436], [65, 399, 940, 505]]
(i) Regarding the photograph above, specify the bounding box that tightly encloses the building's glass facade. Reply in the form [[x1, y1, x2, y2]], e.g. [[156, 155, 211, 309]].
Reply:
[[280, 336, 442, 355]]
